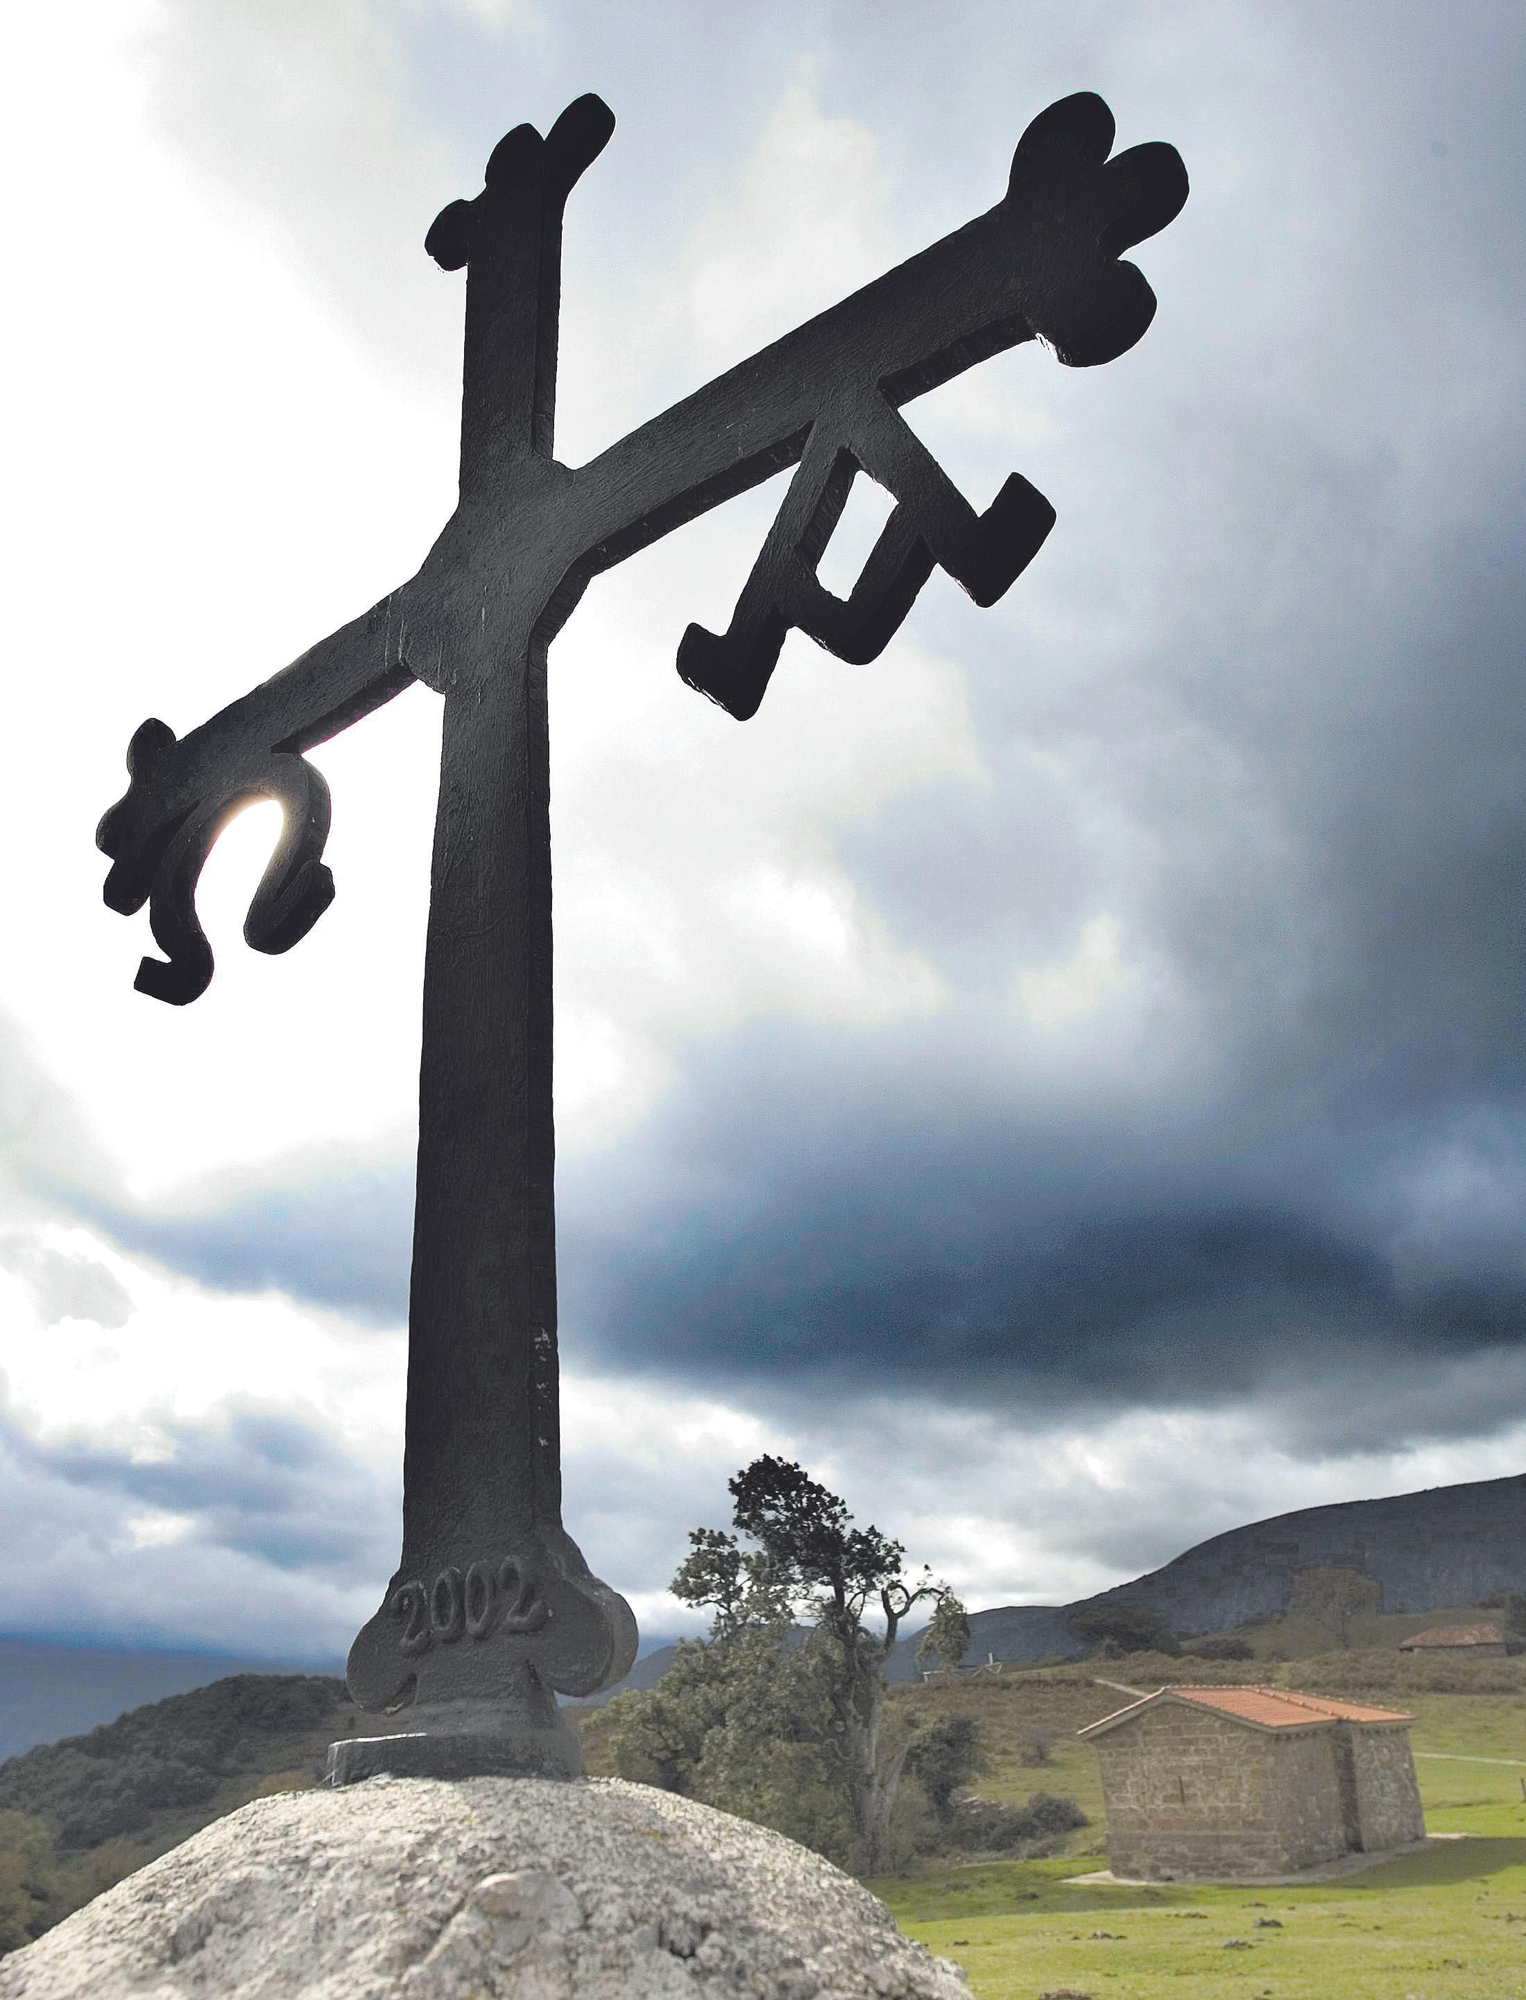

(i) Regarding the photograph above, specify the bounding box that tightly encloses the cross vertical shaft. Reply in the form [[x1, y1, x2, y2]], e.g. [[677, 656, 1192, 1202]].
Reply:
[[336, 630, 632, 1778], [333, 100, 639, 1779], [93, 85, 1187, 1785], [408, 642, 560, 1570]]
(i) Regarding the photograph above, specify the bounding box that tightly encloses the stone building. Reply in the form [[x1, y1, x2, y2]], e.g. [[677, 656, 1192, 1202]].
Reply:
[[1077, 1685, 1425, 1880], [1399, 1622, 1506, 1657]]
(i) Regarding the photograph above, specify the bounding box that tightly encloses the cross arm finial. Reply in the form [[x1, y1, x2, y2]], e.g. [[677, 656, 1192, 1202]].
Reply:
[[96, 594, 414, 1004], [427, 95, 615, 481], [1000, 90, 1189, 367], [424, 94, 615, 273], [601, 89, 1190, 721]]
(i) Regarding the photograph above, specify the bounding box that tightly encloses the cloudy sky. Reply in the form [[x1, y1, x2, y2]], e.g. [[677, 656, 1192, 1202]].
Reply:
[[3, 0, 1523, 1669]]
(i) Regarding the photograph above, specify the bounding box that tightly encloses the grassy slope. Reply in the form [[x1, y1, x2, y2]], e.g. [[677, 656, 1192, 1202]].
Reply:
[[864, 1649, 1526, 2000]]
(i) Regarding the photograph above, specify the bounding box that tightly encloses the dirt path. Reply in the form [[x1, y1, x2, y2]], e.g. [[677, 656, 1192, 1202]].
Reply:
[[1412, 1750, 1526, 1766]]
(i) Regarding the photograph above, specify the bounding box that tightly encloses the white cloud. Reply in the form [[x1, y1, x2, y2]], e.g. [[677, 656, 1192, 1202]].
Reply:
[[120, 1509, 197, 1551], [1018, 912, 1130, 1028], [0, 1229, 134, 1332], [556, 69, 894, 466]]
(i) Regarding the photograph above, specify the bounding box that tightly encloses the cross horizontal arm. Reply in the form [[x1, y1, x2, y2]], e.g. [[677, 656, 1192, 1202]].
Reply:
[[97, 588, 418, 1003], [569, 94, 1186, 578]]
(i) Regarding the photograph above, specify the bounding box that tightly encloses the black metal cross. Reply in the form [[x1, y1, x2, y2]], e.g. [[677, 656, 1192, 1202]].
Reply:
[[97, 90, 1186, 1781]]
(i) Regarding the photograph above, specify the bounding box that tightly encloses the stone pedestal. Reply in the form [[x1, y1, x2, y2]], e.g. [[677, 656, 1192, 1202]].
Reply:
[[0, 1776, 970, 2000]]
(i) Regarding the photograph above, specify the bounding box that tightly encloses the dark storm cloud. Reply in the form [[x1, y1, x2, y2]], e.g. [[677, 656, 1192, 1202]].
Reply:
[[0, 1399, 399, 1653], [551, 1014, 1525, 1407], [58, 2, 1525, 1457], [65, 976, 1526, 1442], [66, 1164, 415, 1328], [22, 1404, 389, 1577]]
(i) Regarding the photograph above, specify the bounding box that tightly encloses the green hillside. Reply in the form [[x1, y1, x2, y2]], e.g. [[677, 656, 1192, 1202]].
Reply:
[[0, 1674, 359, 1952], [3, 1639, 1522, 1977]]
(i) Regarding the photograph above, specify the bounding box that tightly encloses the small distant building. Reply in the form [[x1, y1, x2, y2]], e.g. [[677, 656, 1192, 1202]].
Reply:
[[920, 1653, 1005, 1683], [1078, 1685, 1425, 1880], [1398, 1623, 1506, 1657]]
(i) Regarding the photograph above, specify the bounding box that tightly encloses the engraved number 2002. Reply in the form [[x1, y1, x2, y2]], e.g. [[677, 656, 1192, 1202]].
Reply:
[[391, 1558, 545, 1654]]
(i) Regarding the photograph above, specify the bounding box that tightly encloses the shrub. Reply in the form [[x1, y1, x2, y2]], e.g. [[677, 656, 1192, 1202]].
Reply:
[[944, 1790, 1088, 1855], [904, 1717, 988, 1819], [0, 1811, 56, 1954], [1022, 1791, 1090, 1837], [1184, 1636, 1254, 1661], [1015, 1719, 1062, 1765], [1067, 1606, 1181, 1657]]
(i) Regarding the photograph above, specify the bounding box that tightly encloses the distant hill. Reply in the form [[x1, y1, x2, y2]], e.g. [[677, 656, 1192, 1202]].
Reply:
[[0, 1674, 350, 1848], [1070, 1469, 1526, 1634], [0, 1641, 345, 1762], [575, 1627, 815, 1708], [9, 1473, 1519, 1741], [583, 1471, 1526, 1696], [882, 1469, 1526, 1678], [574, 1638, 687, 1706], [883, 1605, 1076, 1682]]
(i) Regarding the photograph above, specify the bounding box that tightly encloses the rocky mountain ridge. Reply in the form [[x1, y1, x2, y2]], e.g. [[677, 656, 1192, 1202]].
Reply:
[[1075, 1468, 1526, 1629]]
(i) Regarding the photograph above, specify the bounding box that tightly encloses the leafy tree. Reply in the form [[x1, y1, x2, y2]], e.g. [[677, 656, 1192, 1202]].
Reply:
[[1066, 1603, 1181, 1657], [903, 1716, 988, 1820], [718, 1456, 948, 1875], [914, 1594, 972, 1677], [607, 1532, 851, 1860], [1285, 1566, 1382, 1648], [611, 1457, 949, 1874]]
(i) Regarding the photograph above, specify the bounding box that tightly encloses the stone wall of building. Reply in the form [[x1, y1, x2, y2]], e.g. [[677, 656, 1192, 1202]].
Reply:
[[1100, 1703, 1284, 1879], [1262, 1729, 1349, 1873], [1350, 1726, 1426, 1851], [1098, 1704, 1429, 1880]]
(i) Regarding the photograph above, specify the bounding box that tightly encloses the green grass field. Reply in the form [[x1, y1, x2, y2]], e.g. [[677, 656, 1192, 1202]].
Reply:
[[869, 1659, 1526, 1999]]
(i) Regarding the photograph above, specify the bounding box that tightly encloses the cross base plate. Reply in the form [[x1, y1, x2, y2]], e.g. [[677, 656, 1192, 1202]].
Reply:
[[325, 1696, 583, 1785]]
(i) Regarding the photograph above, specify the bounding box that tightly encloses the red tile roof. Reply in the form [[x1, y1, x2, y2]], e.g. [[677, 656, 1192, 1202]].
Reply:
[[1398, 1624, 1503, 1650], [1079, 1684, 1414, 1739]]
